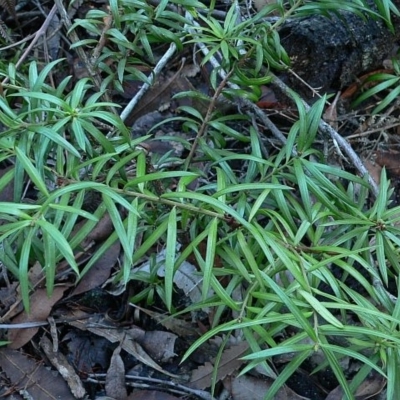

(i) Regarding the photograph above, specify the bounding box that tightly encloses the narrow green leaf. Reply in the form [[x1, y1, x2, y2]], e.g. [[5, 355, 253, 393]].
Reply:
[[248, 188, 271, 222], [11, 91, 70, 109], [19, 227, 36, 312], [375, 232, 388, 286], [165, 207, 177, 312], [386, 348, 400, 400], [321, 343, 385, 376], [109, 0, 121, 28], [135, 150, 147, 193], [102, 194, 132, 266], [36, 220, 78, 275], [321, 345, 354, 399], [182, 320, 237, 362], [264, 349, 313, 400], [299, 290, 344, 328], [203, 218, 218, 302], [131, 218, 169, 265], [237, 230, 263, 285], [49, 204, 98, 221], [43, 229, 56, 296], [15, 146, 49, 197], [69, 78, 91, 109], [29, 126, 81, 157], [294, 159, 311, 220], [242, 343, 314, 360], [260, 271, 317, 341], [71, 118, 87, 151]]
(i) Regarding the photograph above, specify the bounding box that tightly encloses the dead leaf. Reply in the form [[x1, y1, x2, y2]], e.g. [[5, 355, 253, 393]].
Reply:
[[362, 158, 382, 185], [326, 371, 385, 400], [46, 9, 61, 61], [7, 286, 68, 349], [106, 344, 127, 400], [130, 304, 200, 338], [341, 69, 393, 100], [225, 374, 310, 400], [125, 69, 210, 126], [188, 342, 249, 390], [373, 150, 400, 178], [64, 330, 110, 373], [158, 260, 213, 311], [71, 241, 121, 297], [84, 211, 116, 245], [69, 314, 180, 379], [0, 348, 74, 399], [0, 282, 18, 318], [131, 256, 214, 317], [140, 330, 177, 362], [253, 0, 280, 13], [40, 335, 87, 399], [127, 390, 181, 400], [323, 92, 340, 130]]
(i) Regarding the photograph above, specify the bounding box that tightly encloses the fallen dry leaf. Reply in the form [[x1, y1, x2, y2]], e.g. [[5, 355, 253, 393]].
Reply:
[[362, 158, 382, 186], [130, 304, 200, 338], [125, 70, 192, 126], [7, 286, 68, 349], [65, 330, 110, 373], [188, 341, 249, 390], [0, 348, 74, 399], [139, 330, 177, 362], [127, 390, 181, 400], [326, 371, 385, 400], [225, 374, 310, 400], [83, 211, 116, 244], [106, 344, 127, 400], [373, 150, 400, 178], [69, 313, 180, 379], [323, 91, 340, 131], [40, 335, 87, 399], [0, 282, 18, 318], [71, 241, 121, 297]]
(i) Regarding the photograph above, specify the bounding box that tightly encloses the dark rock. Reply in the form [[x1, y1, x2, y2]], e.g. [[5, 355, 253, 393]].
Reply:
[[279, 5, 400, 98]]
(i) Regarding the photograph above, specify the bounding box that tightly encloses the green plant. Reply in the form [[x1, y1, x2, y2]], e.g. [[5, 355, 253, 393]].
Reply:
[[174, 94, 400, 399], [353, 58, 400, 113], [1, 0, 400, 398]]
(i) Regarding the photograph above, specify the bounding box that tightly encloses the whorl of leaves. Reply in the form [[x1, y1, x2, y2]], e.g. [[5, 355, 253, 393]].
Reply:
[[0, 18, 12, 43], [0, 0, 16, 17]]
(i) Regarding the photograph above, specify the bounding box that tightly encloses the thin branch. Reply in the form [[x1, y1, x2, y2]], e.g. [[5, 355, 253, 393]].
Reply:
[[184, 70, 233, 169], [54, 0, 114, 108], [120, 42, 177, 122], [1, 5, 57, 85], [184, 12, 290, 147]]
